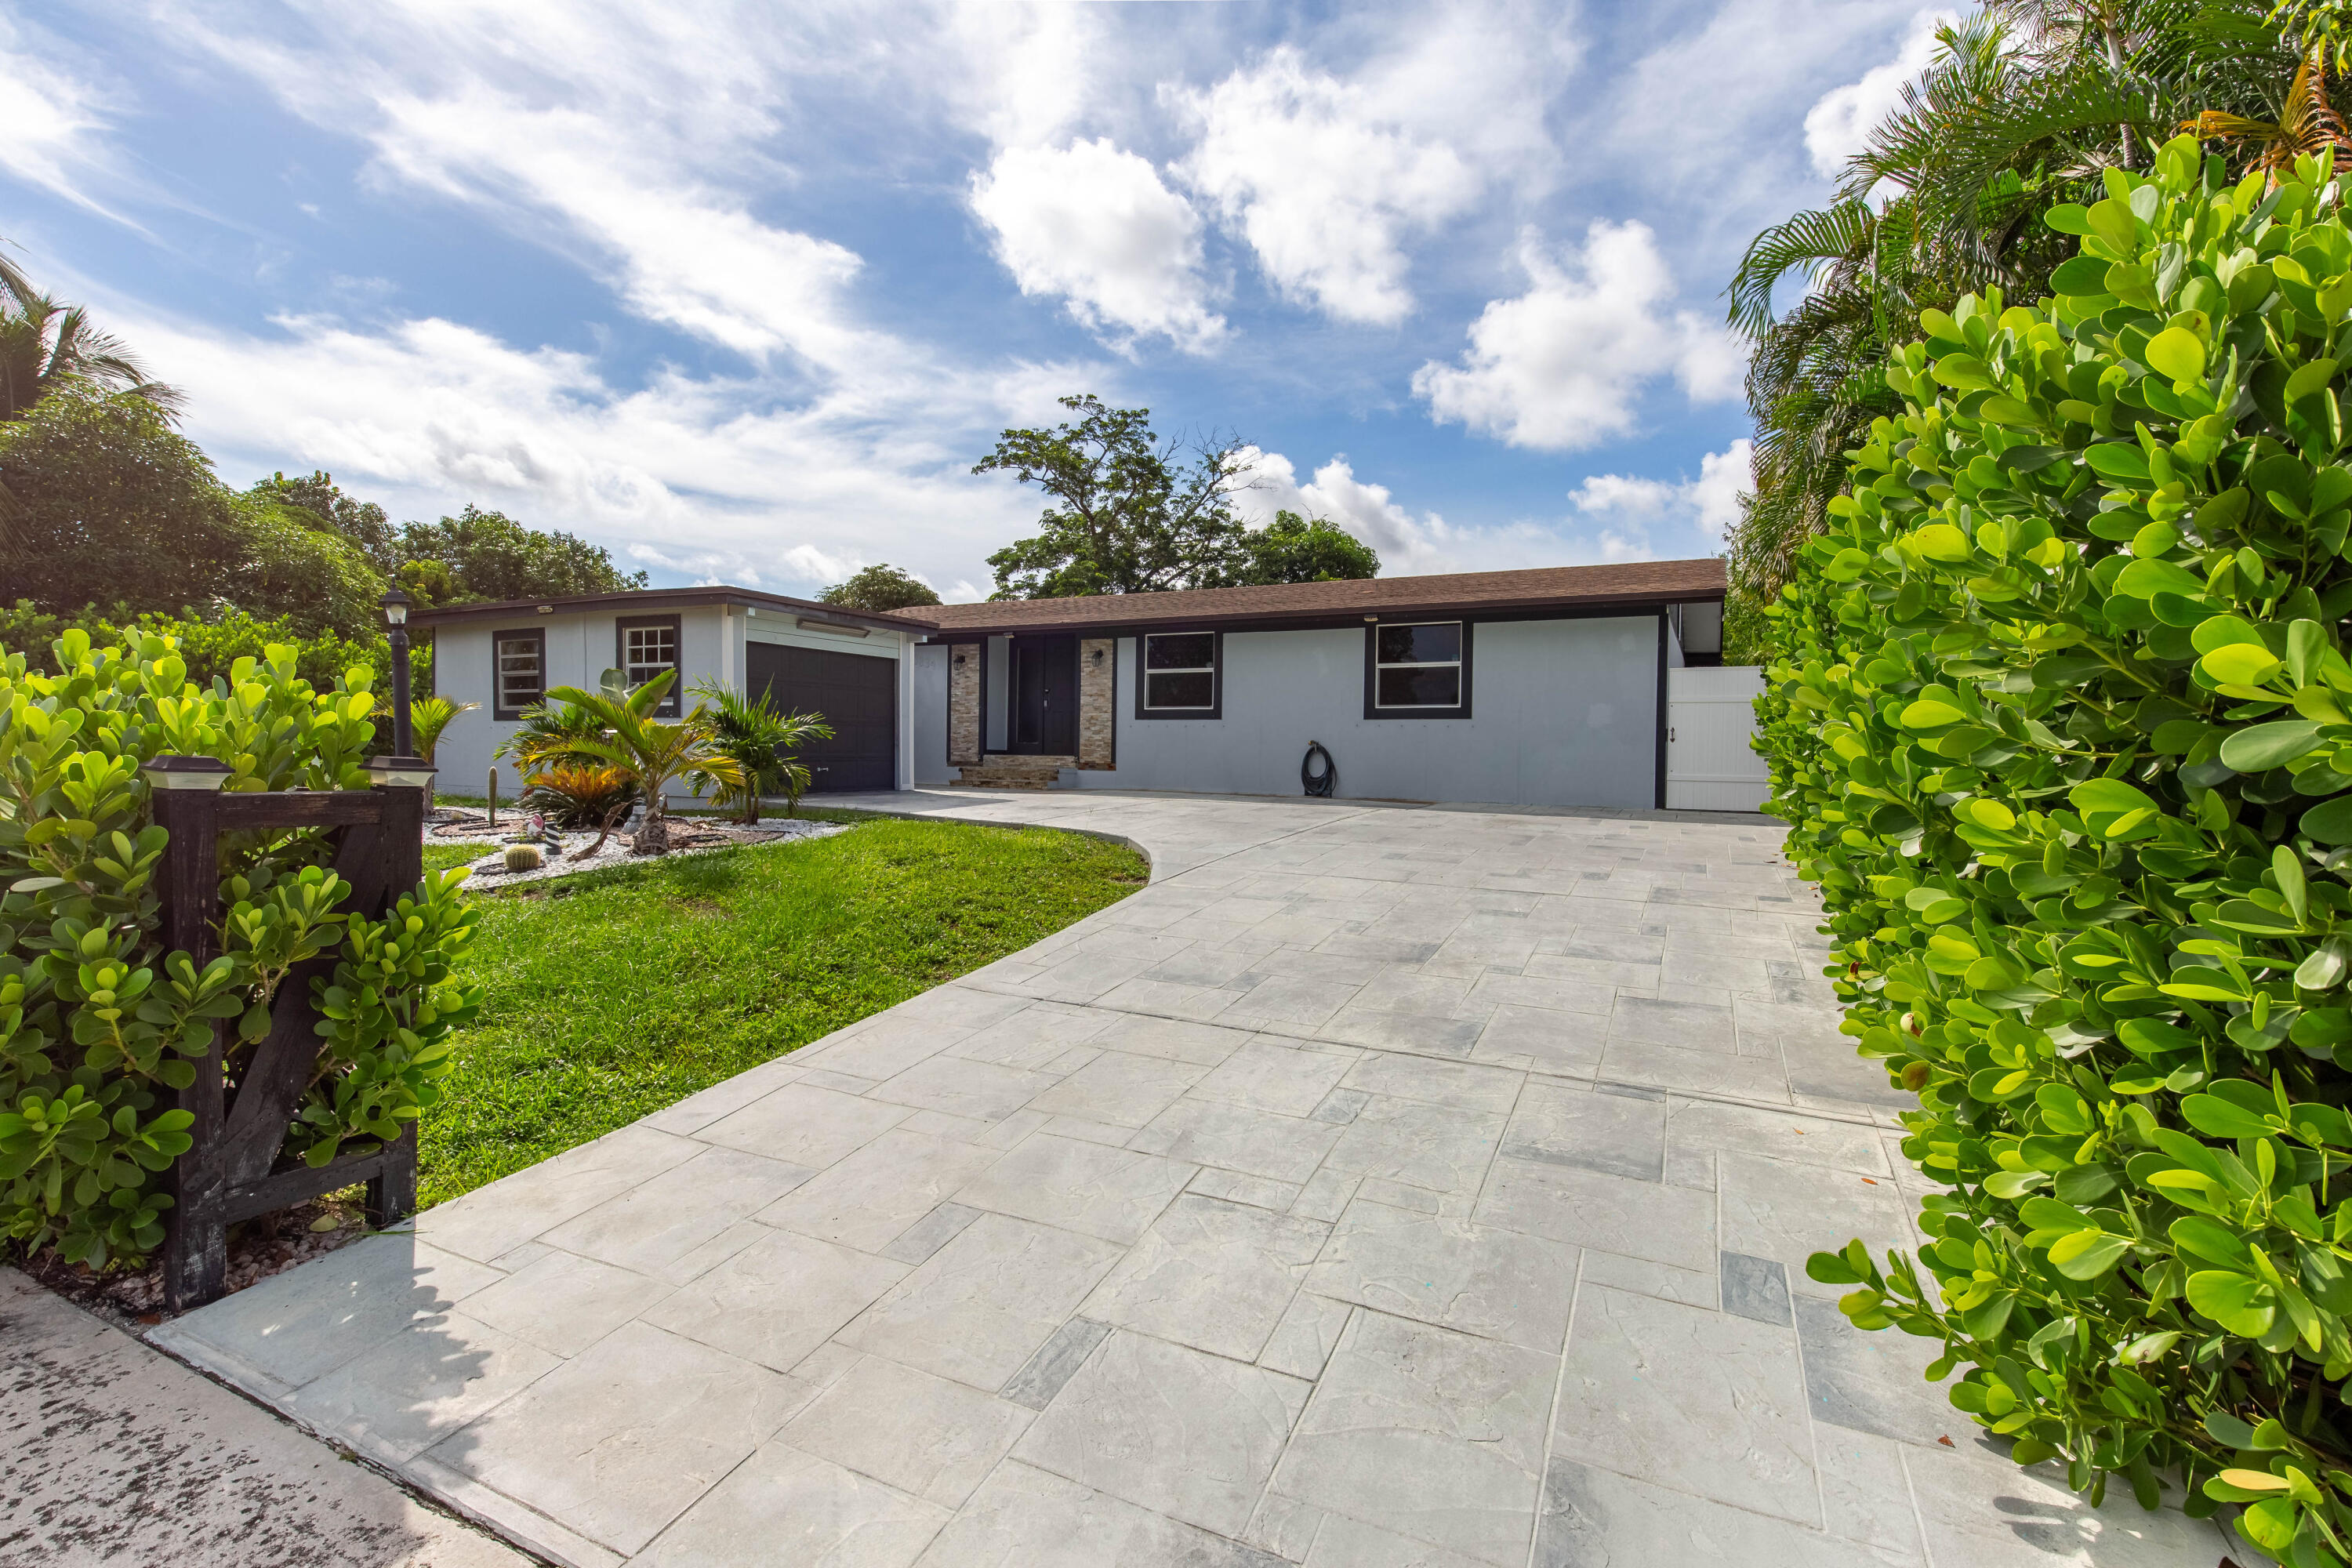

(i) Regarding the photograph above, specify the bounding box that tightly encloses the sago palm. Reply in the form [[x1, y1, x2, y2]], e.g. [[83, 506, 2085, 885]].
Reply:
[[520, 670, 742, 853]]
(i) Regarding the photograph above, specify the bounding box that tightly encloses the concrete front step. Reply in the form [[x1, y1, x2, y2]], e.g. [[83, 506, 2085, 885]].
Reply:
[[952, 756, 1076, 790]]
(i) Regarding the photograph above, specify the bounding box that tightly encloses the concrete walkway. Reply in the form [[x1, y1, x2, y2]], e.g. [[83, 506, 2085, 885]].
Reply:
[[1, 1268, 525, 1566], [149, 790, 2233, 1567]]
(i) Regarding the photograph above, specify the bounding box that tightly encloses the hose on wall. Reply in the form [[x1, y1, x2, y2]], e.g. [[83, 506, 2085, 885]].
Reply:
[[1301, 740, 1337, 798]]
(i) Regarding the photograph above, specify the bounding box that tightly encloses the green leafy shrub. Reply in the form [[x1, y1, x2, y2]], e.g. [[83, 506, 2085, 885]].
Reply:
[[0, 601, 428, 698], [1763, 140, 2352, 1563], [0, 627, 481, 1270]]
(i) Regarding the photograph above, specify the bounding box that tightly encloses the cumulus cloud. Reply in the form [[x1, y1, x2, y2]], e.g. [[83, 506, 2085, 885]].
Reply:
[[1802, 9, 1957, 179], [1413, 222, 1743, 452], [1236, 447, 1462, 574], [1175, 46, 1478, 325], [1563, 439, 1753, 561], [971, 138, 1225, 351]]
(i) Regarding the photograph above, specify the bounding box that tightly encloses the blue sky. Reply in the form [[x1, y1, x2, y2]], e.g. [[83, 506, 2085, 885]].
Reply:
[[4, 1, 1939, 601]]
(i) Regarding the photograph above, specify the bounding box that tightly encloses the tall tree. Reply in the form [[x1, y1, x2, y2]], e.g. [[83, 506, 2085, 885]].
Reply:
[[249, 470, 401, 573], [975, 394, 1251, 598], [396, 503, 648, 604], [819, 562, 940, 611], [1227, 512, 1380, 585]]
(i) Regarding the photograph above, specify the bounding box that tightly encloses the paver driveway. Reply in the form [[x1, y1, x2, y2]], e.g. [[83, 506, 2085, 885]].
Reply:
[[153, 790, 2234, 1567]]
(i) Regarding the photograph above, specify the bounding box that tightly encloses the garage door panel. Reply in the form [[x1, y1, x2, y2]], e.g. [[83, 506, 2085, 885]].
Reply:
[[745, 641, 897, 793]]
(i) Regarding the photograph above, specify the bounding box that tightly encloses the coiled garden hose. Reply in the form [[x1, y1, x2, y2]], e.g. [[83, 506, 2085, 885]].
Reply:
[[1301, 740, 1337, 797]]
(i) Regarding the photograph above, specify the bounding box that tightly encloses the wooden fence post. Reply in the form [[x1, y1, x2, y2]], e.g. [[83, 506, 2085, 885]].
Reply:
[[149, 756, 233, 1312], [150, 757, 434, 1311]]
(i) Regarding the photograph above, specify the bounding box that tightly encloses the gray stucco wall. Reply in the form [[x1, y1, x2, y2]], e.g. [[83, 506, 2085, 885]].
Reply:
[[424, 604, 912, 803], [1054, 615, 1661, 809], [914, 643, 951, 786]]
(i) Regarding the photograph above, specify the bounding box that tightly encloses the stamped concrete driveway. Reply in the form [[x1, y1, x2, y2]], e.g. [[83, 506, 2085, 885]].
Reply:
[[153, 790, 2233, 1568]]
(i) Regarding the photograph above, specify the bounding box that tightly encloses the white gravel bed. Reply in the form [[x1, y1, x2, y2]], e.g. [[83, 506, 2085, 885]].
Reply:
[[433, 816, 849, 888]]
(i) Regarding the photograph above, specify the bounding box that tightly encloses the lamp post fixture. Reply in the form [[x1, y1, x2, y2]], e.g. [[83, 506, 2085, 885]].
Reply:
[[382, 586, 414, 759]]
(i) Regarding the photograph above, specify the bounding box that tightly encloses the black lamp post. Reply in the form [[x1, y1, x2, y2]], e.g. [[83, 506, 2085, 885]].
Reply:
[[383, 587, 414, 758]]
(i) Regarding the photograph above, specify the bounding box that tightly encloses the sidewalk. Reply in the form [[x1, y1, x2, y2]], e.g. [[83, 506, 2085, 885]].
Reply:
[[1, 1269, 528, 1568]]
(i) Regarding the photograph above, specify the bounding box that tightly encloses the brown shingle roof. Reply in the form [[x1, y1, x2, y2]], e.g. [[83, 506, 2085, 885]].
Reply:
[[889, 558, 1725, 636]]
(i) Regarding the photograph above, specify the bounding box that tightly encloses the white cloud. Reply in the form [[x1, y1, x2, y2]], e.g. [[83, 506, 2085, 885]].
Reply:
[[0, 16, 135, 224], [1414, 222, 1743, 452], [1564, 439, 1753, 561], [1803, 9, 1957, 179], [106, 298, 1090, 598], [1236, 447, 1463, 574], [971, 139, 1225, 351], [1175, 45, 1478, 325]]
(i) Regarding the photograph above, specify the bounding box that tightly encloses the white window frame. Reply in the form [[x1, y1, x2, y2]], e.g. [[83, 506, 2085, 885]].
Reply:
[[1139, 630, 1220, 717], [492, 630, 545, 720], [616, 615, 683, 716], [1370, 620, 1468, 715]]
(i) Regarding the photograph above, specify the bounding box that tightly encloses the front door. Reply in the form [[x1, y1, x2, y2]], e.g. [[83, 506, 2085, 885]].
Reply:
[[1007, 633, 1077, 755]]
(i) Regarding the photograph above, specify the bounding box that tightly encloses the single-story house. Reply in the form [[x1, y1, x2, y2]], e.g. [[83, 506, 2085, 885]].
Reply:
[[416, 589, 924, 797], [412, 557, 1737, 812]]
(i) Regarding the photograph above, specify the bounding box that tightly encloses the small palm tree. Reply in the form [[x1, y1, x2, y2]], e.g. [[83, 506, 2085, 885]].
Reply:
[[406, 695, 479, 768], [514, 670, 742, 853], [687, 680, 833, 823]]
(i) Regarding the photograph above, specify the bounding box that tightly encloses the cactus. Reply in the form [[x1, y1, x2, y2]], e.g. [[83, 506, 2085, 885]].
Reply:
[[503, 843, 543, 873]]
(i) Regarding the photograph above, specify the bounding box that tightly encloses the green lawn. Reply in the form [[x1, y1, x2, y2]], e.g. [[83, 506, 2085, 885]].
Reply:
[[412, 815, 1145, 1207]]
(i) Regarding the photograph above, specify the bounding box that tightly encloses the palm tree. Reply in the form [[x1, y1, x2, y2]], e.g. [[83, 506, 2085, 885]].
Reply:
[[406, 695, 479, 769], [686, 680, 833, 824], [509, 670, 742, 854], [1721, 3, 2304, 647], [2184, 41, 2352, 182], [0, 253, 183, 423]]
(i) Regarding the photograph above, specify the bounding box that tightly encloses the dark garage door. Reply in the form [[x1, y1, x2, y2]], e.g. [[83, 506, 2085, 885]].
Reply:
[[744, 642, 897, 793]]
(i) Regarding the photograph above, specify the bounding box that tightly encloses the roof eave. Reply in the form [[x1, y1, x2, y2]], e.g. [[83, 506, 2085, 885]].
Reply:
[[911, 584, 1724, 640], [408, 585, 939, 634]]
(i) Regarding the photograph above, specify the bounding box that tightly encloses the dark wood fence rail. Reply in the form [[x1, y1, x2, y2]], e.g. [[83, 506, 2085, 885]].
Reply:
[[148, 757, 430, 1311]]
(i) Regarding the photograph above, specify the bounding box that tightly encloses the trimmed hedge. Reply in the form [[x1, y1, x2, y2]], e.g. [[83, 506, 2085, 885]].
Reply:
[[1765, 140, 2352, 1564]]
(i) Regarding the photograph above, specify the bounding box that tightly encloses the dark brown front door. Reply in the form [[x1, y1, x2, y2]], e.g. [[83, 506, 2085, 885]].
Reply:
[[1007, 633, 1077, 755], [743, 642, 897, 792]]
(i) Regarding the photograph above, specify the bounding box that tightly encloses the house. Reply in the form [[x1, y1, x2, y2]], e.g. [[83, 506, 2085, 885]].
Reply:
[[413, 557, 1740, 811], [414, 589, 924, 797], [893, 558, 1727, 808]]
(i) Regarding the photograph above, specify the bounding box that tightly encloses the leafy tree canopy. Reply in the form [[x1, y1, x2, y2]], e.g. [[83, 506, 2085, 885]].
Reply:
[[1229, 510, 1379, 585], [976, 394, 1251, 598], [819, 561, 941, 611], [394, 503, 648, 607], [0, 391, 376, 634], [250, 470, 400, 573]]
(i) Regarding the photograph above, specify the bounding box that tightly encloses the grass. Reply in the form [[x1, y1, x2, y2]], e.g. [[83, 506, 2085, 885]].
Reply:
[[413, 816, 1145, 1207]]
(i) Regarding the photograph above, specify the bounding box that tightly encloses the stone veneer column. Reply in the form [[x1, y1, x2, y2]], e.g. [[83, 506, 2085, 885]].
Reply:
[[948, 642, 980, 764], [1076, 637, 1116, 770]]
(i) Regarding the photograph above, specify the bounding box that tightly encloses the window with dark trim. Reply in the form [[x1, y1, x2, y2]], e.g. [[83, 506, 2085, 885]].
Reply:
[[615, 615, 683, 716], [492, 629, 546, 720], [1363, 620, 1472, 719], [1135, 630, 1220, 719]]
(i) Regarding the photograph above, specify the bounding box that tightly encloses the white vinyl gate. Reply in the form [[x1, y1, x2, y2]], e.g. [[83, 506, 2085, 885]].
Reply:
[[1666, 665, 1770, 811]]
